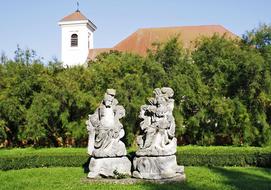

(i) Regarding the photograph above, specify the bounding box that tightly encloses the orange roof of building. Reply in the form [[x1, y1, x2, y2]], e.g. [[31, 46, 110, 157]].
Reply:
[[88, 48, 112, 60], [60, 10, 88, 22], [88, 25, 237, 59]]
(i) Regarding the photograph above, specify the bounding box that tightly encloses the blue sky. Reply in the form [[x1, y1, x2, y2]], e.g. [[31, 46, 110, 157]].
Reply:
[[0, 0, 270, 62]]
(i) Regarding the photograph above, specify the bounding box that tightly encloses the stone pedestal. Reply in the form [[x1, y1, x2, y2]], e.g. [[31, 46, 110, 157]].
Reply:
[[86, 89, 131, 179], [132, 155, 184, 179], [88, 157, 131, 178]]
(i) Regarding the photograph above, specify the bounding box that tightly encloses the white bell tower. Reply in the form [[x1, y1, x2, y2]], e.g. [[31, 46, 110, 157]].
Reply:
[[58, 10, 96, 67]]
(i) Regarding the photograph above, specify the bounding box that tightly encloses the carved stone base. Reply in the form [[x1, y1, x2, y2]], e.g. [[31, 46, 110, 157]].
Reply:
[[88, 157, 131, 178], [132, 155, 184, 180]]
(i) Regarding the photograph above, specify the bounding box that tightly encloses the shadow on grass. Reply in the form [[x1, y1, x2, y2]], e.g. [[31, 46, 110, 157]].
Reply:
[[133, 181, 220, 190], [211, 167, 271, 190], [138, 167, 271, 190]]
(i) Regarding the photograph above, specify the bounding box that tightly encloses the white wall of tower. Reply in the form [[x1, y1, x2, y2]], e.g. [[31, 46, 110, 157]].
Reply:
[[59, 21, 94, 67]]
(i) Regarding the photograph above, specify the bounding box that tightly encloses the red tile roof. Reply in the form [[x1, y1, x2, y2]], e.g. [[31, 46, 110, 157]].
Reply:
[[88, 25, 237, 60], [60, 10, 88, 22], [88, 48, 112, 60]]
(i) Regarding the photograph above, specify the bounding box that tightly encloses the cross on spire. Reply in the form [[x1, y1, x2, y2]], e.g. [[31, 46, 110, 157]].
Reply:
[[76, 1, 80, 12]]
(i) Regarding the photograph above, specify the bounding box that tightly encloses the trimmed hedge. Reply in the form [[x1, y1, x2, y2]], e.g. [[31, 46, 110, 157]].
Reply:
[[0, 148, 88, 170], [0, 146, 270, 170], [0, 155, 87, 170], [176, 146, 271, 167]]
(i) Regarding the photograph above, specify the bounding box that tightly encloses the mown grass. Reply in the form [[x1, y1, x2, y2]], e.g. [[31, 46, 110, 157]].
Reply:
[[177, 145, 271, 154], [0, 167, 270, 190], [0, 147, 86, 157]]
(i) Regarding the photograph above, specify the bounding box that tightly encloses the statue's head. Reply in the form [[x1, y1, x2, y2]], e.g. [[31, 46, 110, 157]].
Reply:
[[106, 89, 116, 96], [152, 87, 174, 105], [161, 87, 174, 98], [153, 88, 162, 97], [103, 89, 116, 107], [103, 94, 113, 107]]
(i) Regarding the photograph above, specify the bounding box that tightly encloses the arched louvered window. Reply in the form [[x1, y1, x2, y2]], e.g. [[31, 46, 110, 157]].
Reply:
[[71, 34, 78, 47]]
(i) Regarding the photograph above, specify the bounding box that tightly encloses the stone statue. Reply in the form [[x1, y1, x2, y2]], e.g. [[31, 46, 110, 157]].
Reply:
[[86, 89, 131, 178], [133, 87, 185, 180]]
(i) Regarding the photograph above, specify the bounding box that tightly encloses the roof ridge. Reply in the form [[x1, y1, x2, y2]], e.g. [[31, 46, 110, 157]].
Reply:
[[138, 25, 224, 31]]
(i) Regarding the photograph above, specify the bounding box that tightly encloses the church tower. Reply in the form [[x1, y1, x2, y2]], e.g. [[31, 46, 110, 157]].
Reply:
[[58, 10, 96, 67]]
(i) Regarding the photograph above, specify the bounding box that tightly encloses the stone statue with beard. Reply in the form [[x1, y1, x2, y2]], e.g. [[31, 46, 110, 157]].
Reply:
[[86, 89, 131, 178]]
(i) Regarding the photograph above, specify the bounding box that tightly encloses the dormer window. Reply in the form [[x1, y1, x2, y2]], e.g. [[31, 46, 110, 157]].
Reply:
[[71, 34, 78, 47]]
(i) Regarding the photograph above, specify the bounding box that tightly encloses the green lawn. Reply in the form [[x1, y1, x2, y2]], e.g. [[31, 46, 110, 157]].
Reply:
[[0, 167, 270, 190], [0, 147, 86, 157]]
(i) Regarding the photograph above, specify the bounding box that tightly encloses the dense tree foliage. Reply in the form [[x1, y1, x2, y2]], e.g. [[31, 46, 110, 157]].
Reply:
[[1, 24, 271, 148]]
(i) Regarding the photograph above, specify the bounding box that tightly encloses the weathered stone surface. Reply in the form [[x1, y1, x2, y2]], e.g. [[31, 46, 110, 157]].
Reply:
[[86, 89, 127, 157], [133, 155, 184, 179], [135, 137, 177, 156], [86, 89, 131, 179], [133, 87, 185, 180], [136, 88, 177, 156], [88, 157, 131, 178]]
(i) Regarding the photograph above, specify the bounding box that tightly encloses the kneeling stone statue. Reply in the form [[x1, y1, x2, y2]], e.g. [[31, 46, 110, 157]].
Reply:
[[86, 89, 131, 178], [133, 87, 185, 179]]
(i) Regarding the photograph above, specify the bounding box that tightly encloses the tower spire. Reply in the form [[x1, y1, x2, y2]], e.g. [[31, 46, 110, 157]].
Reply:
[[76, 1, 79, 12]]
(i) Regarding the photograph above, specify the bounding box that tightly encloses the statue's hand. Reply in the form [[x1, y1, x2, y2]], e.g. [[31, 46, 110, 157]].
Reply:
[[119, 129, 125, 138], [86, 119, 95, 132]]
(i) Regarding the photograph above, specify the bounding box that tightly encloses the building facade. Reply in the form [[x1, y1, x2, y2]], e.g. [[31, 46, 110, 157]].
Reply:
[[59, 10, 96, 67], [59, 10, 236, 66]]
